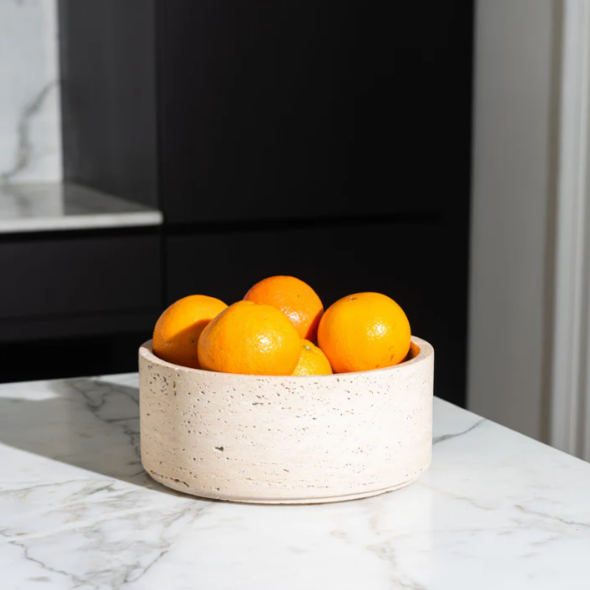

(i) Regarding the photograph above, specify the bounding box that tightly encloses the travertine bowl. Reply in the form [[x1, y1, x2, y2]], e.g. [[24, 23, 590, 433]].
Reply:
[[139, 336, 434, 504]]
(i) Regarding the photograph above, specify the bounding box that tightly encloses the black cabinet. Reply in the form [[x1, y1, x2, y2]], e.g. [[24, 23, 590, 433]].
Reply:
[[0, 229, 161, 346], [158, 2, 470, 224], [60, 1, 472, 223], [58, 0, 473, 406], [0, 233, 160, 321]]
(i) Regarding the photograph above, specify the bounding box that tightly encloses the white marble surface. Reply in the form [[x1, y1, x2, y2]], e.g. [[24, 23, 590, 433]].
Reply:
[[1, 374, 589, 589], [0, 0, 62, 183], [0, 183, 162, 232]]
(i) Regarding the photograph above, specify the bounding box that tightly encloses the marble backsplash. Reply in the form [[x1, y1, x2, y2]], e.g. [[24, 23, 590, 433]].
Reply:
[[0, 0, 61, 184]]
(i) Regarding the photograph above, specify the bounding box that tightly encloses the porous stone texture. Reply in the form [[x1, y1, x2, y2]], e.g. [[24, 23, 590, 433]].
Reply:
[[139, 337, 434, 504]]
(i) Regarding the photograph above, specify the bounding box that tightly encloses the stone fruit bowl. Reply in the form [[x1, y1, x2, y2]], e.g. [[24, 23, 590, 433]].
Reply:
[[139, 336, 434, 504]]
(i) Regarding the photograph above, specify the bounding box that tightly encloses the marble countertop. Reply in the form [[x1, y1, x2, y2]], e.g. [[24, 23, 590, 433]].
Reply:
[[1, 374, 589, 589], [0, 183, 162, 233]]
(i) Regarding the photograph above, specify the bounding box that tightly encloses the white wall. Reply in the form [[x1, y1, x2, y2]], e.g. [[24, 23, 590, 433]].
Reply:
[[0, 0, 61, 184], [468, 0, 561, 440]]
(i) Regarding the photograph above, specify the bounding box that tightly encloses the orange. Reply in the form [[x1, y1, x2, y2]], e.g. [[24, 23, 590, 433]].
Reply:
[[317, 292, 411, 373], [243, 275, 324, 341], [292, 339, 333, 376], [153, 295, 228, 369], [198, 301, 301, 375]]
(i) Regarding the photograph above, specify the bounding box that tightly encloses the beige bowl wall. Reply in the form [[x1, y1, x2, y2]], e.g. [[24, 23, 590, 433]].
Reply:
[[139, 336, 434, 504]]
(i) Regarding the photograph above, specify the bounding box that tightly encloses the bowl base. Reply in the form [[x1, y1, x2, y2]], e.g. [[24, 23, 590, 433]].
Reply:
[[146, 471, 421, 504]]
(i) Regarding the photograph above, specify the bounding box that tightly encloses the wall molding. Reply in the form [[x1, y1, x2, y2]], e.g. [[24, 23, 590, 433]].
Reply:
[[550, 0, 590, 459]]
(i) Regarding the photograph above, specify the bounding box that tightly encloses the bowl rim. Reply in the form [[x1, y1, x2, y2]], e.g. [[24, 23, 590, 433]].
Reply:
[[139, 336, 433, 380]]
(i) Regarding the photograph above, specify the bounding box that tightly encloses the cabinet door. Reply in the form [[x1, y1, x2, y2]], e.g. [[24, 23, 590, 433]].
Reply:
[[158, 1, 473, 224], [166, 221, 468, 406], [0, 233, 161, 321]]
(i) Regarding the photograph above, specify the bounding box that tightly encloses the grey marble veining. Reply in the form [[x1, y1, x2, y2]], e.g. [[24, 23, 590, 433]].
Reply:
[[0, 0, 61, 183], [1, 373, 590, 589], [0, 183, 163, 232]]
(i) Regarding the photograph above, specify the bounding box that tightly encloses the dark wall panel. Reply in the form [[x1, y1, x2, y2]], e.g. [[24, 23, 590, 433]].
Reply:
[[59, 0, 158, 208], [158, 1, 473, 224]]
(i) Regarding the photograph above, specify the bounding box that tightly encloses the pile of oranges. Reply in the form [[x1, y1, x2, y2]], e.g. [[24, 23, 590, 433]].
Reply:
[[152, 276, 411, 377]]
